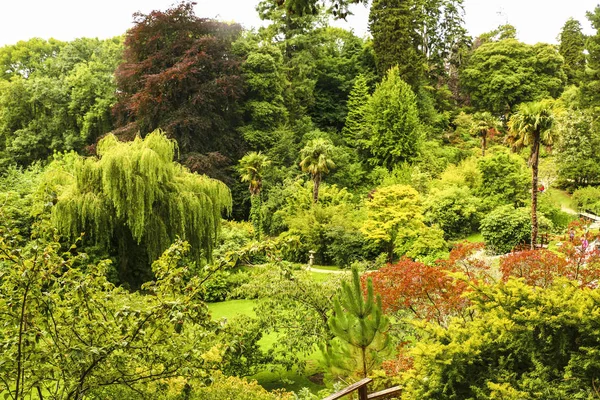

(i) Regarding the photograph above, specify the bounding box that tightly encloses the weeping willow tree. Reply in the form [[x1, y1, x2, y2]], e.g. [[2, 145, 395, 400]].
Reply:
[[52, 130, 232, 288]]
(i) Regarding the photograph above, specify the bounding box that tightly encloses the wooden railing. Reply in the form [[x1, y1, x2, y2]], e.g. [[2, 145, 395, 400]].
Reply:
[[322, 378, 402, 400]]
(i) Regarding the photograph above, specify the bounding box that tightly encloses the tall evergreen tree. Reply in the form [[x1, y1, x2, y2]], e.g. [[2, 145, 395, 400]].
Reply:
[[322, 267, 390, 379], [582, 6, 600, 107], [369, 0, 426, 87], [368, 0, 468, 88], [363, 66, 422, 169], [341, 74, 370, 145], [558, 18, 586, 85]]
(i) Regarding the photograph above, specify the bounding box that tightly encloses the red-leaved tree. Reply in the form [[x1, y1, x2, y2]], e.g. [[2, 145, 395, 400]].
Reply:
[[113, 2, 244, 161], [500, 250, 568, 288]]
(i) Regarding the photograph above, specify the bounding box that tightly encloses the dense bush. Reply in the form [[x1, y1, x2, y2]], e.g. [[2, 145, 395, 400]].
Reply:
[[424, 186, 481, 239], [403, 279, 600, 399], [477, 151, 529, 210], [481, 205, 553, 254], [572, 186, 600, 214]]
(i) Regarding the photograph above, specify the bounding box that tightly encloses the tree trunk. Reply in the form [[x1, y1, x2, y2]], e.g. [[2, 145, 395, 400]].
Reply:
[[481, 134, 487, 157], [361, 346, 368, 378], [312, 173, 321, 203], [531, 136, 540, 250]]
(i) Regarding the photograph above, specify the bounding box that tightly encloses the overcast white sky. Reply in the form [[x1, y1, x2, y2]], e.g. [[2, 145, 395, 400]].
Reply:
[[0, 0, 597, 47]]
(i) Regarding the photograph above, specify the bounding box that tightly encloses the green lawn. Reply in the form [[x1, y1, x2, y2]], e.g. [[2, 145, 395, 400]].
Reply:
[[465, 232, 484, 243], [207, 272, 331, 394], [546, 188, 576, 211]]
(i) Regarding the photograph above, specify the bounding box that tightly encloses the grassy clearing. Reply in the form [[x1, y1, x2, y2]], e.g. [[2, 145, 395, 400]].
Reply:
[[207, 275, 329, 394], [465, 232, 484, 243], [546, 188, 576, 211]]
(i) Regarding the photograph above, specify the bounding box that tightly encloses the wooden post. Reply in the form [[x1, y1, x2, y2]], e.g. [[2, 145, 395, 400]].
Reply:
[[358, 384, 368, 400]]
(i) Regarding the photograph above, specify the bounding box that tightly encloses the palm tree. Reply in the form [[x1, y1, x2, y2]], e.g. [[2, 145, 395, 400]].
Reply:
[[471, 111, 501, 156], [507, 99, 556, 249], [299, 138, 336, 203], [239, 152, 270, 239]]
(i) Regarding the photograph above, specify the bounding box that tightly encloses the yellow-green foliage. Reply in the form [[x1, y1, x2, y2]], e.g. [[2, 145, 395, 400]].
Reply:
[[52, 130, 232, 263]]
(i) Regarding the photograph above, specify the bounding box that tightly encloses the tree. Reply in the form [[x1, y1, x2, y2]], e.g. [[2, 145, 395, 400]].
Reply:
[[403, 279, 600, 398], [51, 130, 232, 288], [508, 99, 556, 249], [361, 184, 424, 262], [368, 0, 468, 88], [471, 111, 501, 156], [0, 38, 122, 166], [480, 205, 553, 254], [0, 235, 218, 399], [476, 151, 530, 209], [299, 138, 336, 203], [500, 249, 569, 288], [342, 74, 370, 145], [362, 66, 422, 169], [461, 39, 565, 115], [239, 260, 343, 372], [556, 108, 600, 188], [239, 152, 271, 239], [368, 258, 469, 325], [113, 2, 244, 160], [369, 0, 426, 87], [322, 267, 390, 379], [424, 186, 480, 239], [582, 6, 600, 107], [558, 18, 586, 85]]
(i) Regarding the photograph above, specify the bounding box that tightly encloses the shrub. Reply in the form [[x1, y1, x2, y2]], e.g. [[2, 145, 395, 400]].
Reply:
[[481, 205, 553, 254], [424, 186, 481, 239], [572, 186, 600, 214]]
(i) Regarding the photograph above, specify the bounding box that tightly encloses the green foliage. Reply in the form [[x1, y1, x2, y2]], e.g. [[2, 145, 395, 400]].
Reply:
[[51, 131, 232, 288], [342, 73, 370, 145], [362, 66, 422, 169], [300, 138, 336, 203], [480, 205, 552, 254], [424, 186, 481, 239], [581, 6, 600, 107], [362, 184, 436, 262], [369, 0, 468, 89], [572, 186, 600, 214], [0, 235, 217, 399], [556, 108, 600, 188], [273, 181, 370, 265], [403, 279, 600, 399], [194, 372, 291, 399], [461, 39, 565, 114], [322, 267, 390, 379], [0, 164, 44, 238], [558, 18, 586, 85], [237, 262, 342, 371], [0, 37, 122, 165], [477, 151, 530, 209]]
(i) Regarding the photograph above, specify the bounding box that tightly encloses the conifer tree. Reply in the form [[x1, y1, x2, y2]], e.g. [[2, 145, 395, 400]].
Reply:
[[363, 66, 422, 169], [583, 6, 600, 106], [341, 74, 370, 146], [51, 130, 232, 288], [558, 18, 586, 86], [322, 267, 390, 379]]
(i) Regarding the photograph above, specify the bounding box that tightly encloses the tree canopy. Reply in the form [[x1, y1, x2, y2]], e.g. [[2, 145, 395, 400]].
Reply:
[[51, 130, 232, 287]]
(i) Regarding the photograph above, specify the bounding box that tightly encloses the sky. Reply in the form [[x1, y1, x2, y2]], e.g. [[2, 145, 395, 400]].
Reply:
[[0, 0, 597, 47]]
